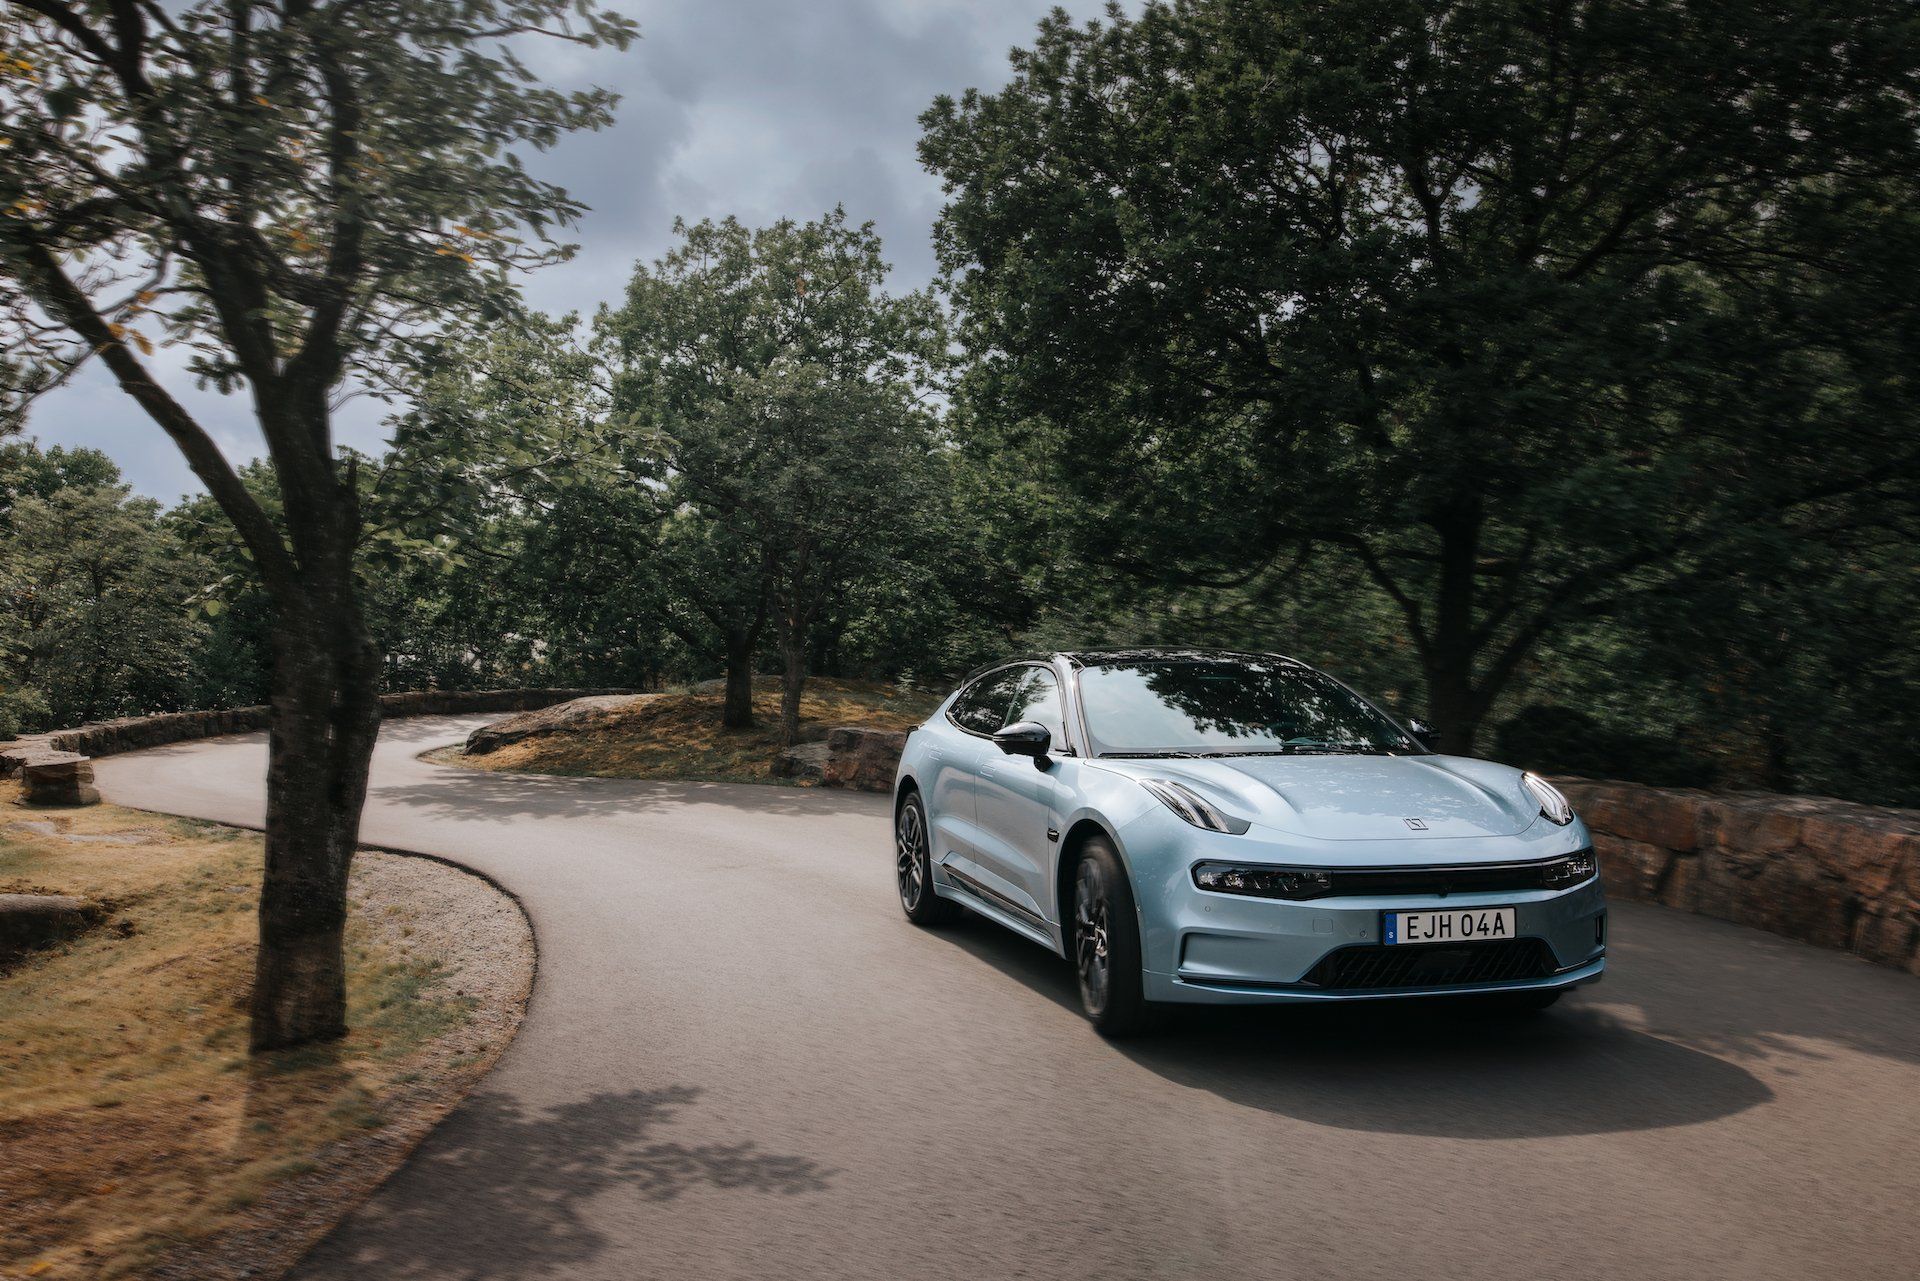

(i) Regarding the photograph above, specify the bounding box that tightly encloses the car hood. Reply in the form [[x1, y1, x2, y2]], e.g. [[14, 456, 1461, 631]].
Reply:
[[1094, 754, 1537, 841]]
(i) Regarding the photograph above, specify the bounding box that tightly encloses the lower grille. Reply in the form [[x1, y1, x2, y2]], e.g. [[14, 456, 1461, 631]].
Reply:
[[1302, 938, 1557, 991]]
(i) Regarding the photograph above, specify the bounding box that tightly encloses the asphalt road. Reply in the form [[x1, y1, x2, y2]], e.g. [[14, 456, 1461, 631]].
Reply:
[[95, 717, 1920, 1281]]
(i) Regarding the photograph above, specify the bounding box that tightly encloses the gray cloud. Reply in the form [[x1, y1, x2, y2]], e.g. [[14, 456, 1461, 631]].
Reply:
[[24, 0, 1109, 498]]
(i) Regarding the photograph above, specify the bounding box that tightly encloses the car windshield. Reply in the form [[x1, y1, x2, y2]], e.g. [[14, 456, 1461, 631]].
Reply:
[[1077, 658, 1420, 757]]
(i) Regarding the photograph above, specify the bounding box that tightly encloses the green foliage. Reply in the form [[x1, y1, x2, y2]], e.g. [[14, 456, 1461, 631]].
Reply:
[[0, 445, 210, 730], [921, 0, 1920, 752], [1, 0, 636, 408], [371, 313, 670, 690], [600, 211, 954, 737]]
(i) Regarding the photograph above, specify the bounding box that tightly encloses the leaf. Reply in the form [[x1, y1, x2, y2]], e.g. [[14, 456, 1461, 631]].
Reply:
[[45, 81, 82, 119]]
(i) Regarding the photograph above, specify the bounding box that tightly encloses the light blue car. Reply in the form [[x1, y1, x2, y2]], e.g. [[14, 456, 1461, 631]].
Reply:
[[893, 649, 1606, 1035]]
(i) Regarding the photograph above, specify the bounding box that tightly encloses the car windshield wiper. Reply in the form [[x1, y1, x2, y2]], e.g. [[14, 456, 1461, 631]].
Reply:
[[1196, 745, 1401, 757], [1103, 745, 1406, 759], [1193, 748, 1301, 757]]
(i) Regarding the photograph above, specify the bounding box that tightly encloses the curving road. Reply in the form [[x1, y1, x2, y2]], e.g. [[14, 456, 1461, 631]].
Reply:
[[96, 717, 1920, 1281]]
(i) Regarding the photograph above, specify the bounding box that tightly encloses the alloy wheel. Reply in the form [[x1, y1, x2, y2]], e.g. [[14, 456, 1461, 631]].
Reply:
[[1074, 861, 1111, 1013], [896, 802, 928, 910]]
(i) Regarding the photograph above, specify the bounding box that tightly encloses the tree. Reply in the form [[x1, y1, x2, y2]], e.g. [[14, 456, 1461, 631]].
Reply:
[[0, 440, 122, 516], [921, 0, 1920, 752], [601, 212, 947, 743], [376, 314, 671, 691], [0, 0, 633, 1049], [1, 482, 208, 728]]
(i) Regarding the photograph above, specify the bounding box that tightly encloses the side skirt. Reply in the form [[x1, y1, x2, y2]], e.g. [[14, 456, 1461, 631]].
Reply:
[[937, 864, 1061, 953]]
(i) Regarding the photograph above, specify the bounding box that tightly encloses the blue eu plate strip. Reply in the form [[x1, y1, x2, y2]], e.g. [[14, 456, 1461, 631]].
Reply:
[[1384, 913, 1399, 945]]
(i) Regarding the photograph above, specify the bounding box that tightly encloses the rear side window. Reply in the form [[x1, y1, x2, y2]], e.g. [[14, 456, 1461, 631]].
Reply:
[[950, 667, 1027, 735]]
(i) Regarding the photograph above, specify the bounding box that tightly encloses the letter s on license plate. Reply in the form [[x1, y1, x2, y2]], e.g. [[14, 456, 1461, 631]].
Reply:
[[1384, 907, 1516, 945]]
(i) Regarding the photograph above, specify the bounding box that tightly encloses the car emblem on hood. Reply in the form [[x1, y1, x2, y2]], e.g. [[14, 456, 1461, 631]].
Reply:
[[1404, 818, 1429, 830]]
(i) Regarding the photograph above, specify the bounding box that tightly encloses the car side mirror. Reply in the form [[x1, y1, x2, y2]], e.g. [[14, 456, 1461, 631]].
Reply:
[[993, 720, 1052, 765], [1407, 717, 1440, 751]]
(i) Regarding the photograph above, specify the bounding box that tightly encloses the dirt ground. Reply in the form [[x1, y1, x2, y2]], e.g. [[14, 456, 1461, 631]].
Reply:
[[0, 785, 534, 1281], [432, 676, 935, 783]]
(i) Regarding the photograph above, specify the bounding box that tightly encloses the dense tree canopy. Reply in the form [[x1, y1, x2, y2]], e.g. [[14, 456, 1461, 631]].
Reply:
[[0, 444, 206, 736], [602, 212, 950, 743], [921, 0, 1920, 751]]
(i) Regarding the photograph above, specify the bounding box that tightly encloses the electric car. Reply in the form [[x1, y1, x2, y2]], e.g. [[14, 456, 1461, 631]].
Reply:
[[892, 649, 1606, 1034]]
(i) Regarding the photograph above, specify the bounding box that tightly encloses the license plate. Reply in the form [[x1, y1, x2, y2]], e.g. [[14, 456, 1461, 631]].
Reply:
[[1385, 906, 1516, 945]]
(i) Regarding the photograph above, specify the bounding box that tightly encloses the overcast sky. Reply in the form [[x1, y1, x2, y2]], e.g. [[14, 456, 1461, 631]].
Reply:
[[24, 0, 1116, 501]]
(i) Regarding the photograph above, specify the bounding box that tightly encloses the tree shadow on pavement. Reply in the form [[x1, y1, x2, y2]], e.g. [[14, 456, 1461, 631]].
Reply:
[[372, 759, 892, 826], [937, 915, 1772, 1141], [293, 1086, 833, 1280]]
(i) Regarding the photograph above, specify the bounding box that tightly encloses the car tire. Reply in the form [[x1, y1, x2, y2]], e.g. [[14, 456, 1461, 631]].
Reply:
[[1071, 837, 1157, 1037], [896, 790, 962, 926]]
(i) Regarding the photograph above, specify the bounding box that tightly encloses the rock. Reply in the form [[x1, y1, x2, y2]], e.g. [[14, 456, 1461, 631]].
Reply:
[[463, 695, 646, 756], [21, 752, 101, 807], [820, 727, 908, 793], [14, 690, 631, 762], [0, 893, 103, 963], [0, 737, 56, 778], [772, 741, 830, 784]]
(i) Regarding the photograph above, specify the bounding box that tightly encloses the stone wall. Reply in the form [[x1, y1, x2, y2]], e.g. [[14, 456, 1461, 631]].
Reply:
[[0, 689, 631, 779], [1557, 778, 1920, 977]]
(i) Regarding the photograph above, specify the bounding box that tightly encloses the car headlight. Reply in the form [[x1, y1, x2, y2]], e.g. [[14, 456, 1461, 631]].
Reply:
[[1140, 778, 1251, 834], [1192, 862, 1334, 899], [1541, 847, 1597, 888], [1522, 772, 1575, 826]]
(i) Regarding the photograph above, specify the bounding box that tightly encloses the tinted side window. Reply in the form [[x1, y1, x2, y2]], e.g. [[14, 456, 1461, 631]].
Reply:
[[950, 667, 1026, 735], [1006, 667, 1066, 747]]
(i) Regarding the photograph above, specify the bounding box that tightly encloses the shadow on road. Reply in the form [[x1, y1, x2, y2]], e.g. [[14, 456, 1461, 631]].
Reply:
[[295, 1086, 833, 1280], [938, 915, 1773, 1140], [373, 763, 891, 825]]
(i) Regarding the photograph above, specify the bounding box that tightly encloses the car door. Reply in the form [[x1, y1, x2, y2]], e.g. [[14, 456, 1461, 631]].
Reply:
[[929, 666, 1027, 872], [972, 664, 1075, 922]]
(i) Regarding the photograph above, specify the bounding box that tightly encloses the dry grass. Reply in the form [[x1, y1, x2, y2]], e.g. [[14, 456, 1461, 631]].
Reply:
[[435, 677, 937, 784], [0, 785, 525, 1281]]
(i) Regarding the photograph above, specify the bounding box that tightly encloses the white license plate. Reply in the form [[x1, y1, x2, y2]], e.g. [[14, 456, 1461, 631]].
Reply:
[[1385, 906, 1516, 945]]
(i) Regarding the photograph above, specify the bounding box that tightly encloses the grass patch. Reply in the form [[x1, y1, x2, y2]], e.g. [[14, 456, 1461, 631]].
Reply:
[[435, 677, 937, 784], [0, 788, 479, 1280]]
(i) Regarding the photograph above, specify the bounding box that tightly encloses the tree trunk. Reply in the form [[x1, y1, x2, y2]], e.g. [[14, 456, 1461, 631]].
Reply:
[[778, 634, 807, 748], [1424, 499, 1485, 756], [249, 558, 382, 1052], [1423, 655, 1483, 758], [721, 628, 756, 729]]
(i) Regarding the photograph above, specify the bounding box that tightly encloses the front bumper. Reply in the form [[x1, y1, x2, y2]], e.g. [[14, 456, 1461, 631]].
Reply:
[[1142, 871, 1609, 1006]]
